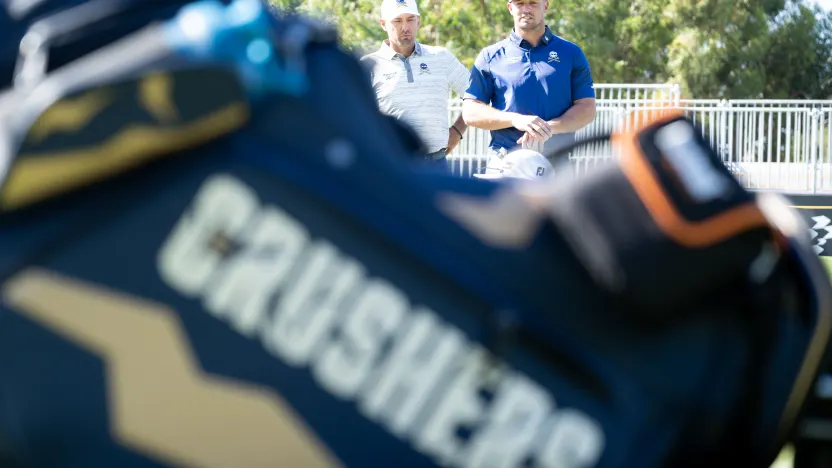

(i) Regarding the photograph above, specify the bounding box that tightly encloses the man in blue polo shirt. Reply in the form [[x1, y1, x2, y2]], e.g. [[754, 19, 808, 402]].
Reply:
[[462, 0, 596, 163]]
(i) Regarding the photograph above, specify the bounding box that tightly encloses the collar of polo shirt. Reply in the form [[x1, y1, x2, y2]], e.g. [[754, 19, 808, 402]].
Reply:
[[509, 25, 554, 49], [380, 40, 422, 59]]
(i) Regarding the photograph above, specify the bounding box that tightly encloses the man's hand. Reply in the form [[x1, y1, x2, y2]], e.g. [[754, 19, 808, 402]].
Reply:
[[515, 99, 598, 147], [517, 129, 554, 148], [446, 127, 462, 155], [517, 132, 548, 148], [511, 114, 552, 145]]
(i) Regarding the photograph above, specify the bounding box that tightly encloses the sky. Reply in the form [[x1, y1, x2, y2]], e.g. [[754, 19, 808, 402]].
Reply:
[[816, 0, 832, 11]]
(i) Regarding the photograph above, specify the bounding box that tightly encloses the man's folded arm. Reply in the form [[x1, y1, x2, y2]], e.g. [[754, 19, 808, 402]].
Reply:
[[462, 98, 517, 131]]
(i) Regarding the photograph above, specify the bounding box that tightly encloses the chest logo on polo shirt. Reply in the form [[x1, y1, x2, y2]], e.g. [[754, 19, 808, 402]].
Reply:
[[418, 62, 430, 74], [548, 51, 560, 63]]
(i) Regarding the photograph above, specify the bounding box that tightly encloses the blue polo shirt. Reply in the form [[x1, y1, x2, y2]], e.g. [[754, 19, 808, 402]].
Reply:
[[464, 26, 595, 153]]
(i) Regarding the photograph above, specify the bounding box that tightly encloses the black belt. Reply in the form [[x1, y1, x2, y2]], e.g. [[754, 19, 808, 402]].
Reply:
[[426, 148, 447, 161]]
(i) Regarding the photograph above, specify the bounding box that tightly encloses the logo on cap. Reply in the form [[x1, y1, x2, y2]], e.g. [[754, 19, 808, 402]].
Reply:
[[536, 167, 545, 176], [396, 0, 406, 4]]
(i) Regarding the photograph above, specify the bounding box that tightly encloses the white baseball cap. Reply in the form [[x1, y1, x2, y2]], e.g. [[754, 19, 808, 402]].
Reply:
[[474, 149, 556, 181], [381, 0, 420, 20]]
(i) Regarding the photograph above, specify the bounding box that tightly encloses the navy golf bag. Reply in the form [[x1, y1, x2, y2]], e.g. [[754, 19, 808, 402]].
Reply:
[[0, 1, 829, 467]]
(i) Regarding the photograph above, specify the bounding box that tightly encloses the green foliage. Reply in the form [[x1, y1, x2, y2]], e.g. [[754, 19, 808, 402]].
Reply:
[[269, 0, 832, 99]]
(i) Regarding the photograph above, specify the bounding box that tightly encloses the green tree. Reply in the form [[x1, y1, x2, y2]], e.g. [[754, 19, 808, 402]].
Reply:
[[764, 3, 832, 98], [269, 0, 832, 99]]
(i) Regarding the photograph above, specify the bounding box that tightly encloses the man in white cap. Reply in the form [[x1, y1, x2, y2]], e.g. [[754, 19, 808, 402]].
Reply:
[[360, 0, 471, 171], [474, 149, 558, 181]]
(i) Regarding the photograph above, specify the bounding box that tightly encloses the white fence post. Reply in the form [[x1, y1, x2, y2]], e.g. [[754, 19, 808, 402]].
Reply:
[[443, 85, 832, 193], [811, 108, 822, 194]]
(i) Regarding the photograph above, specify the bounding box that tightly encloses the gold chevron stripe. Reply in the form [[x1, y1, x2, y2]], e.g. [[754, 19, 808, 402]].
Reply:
[[25, 88, 114, 144], [2, 268, 341, 468], [2, 103, 248, 211], [139, 73, 181, 124]]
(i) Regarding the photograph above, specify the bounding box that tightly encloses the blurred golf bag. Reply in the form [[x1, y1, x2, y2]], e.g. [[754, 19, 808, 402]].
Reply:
[[0, 1, 832, 467], [793, 366, 832, 467]]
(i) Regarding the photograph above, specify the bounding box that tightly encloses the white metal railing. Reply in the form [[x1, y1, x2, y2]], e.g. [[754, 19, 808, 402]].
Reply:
[[592, 83, 681, 105], [447, 90, 832, 194]]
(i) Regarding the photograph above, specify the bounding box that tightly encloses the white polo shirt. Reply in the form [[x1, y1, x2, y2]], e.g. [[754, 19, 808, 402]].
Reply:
[[361, 42, 470, 154]]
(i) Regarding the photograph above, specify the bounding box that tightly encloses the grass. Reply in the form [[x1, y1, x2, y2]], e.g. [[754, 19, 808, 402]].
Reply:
[[823, 257, 832, 279], [773, 445, 794, 468]]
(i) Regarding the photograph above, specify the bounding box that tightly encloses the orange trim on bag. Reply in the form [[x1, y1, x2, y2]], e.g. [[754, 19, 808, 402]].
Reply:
[[611, 112, 771, 248]]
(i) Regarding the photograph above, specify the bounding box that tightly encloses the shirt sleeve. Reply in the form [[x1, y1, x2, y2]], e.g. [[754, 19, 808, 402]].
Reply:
[[571, 47, 595, 101], [463, 49, 494, 104], [359, 55, 376, 83], [358, 55, 381, 109], [445, 51, 471, 97]]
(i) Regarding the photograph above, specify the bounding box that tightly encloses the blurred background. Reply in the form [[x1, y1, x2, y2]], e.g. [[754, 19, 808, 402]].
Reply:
[[266, 0, 832, 267], [263, 4, 832, 466], [268, 0, 832, 189]]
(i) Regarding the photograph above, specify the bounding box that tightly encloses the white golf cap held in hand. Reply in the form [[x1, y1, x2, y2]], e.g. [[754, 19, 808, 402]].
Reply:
[[475, 149, 556, 181]]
